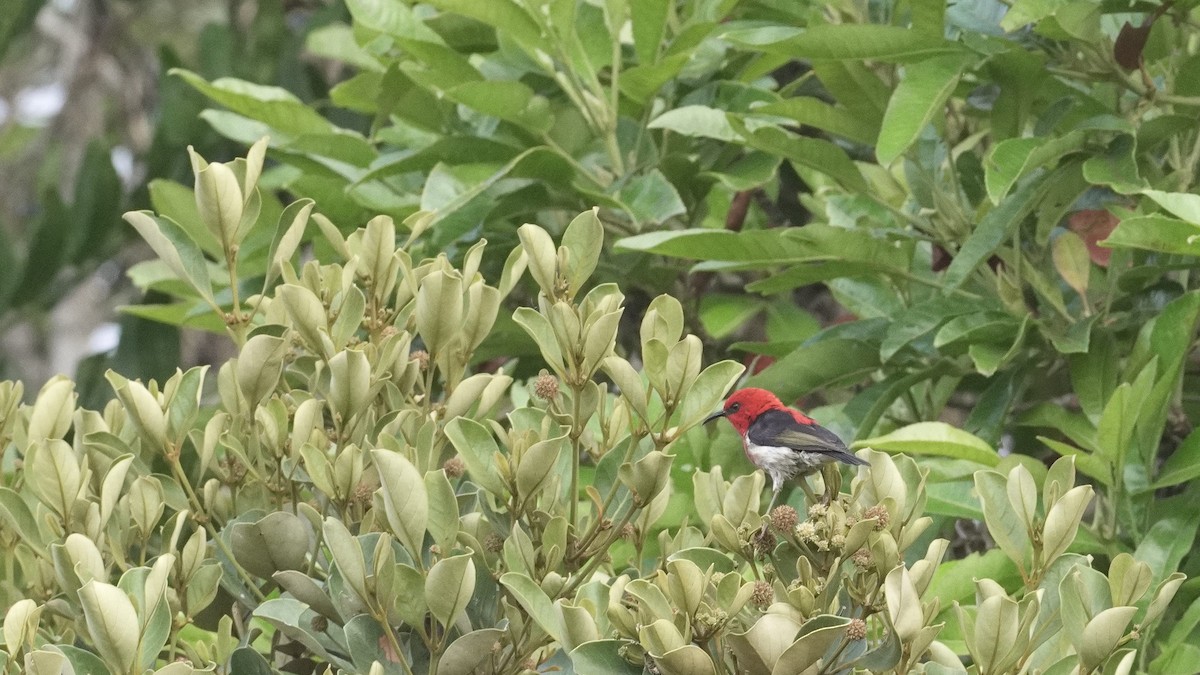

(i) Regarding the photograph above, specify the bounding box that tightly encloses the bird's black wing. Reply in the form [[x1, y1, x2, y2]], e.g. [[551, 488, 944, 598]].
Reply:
[[747, 409, 867, 466]]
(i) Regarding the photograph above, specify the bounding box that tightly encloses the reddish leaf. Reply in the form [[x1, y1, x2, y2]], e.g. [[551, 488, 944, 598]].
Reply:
[[932, 244, 952, 272], [1114, 2, 1172, 71], [1114, 22, 1152, 71], [1068, 209, 1119, 267]]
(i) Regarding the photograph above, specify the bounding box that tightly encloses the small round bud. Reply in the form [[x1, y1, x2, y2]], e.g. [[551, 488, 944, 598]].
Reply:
[[830, 533, 846, 551], [795, 521, 817, 541], [533, 370, 559, 400], [752, 528, 776, 556], [443, 456, 466, 479], [410, 350, 430, 370], [620, 523, 637, 540], [864, 504, 890, 530], [770, 505, 799, 532], [380, 325, 399, 339], [352, 481, 375, 506], [807, 502, 828, 519], [847, 618, 867, 641], [484, 533, 505, 553], [751, 580, 773, 608], [852, 548, 872, 569]]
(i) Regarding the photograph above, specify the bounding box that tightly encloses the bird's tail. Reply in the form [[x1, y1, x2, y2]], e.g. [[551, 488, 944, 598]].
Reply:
[[832, 449, 869, 466]]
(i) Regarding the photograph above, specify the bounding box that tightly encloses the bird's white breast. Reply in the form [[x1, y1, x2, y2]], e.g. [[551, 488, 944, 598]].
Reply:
[[744, 441, 831, 478]]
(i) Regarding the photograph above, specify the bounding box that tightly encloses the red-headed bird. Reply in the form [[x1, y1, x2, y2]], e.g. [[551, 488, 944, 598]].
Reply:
[[704, 387, 867, 512]]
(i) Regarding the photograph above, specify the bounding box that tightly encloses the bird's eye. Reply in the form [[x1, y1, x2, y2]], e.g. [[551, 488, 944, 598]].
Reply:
[[728, 402, 740, 413]]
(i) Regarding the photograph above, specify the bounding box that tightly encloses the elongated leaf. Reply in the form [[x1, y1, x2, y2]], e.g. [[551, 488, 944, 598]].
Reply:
[[1103, 215, 1200, 256], [649, 105, 738, 141], [944, 171, 1049, 288], [123, 212, 215, 304], [854, 422, 999, 466], [754, 98, 878, 145], [499, 573, 564, 642], [724, 24, 961, 61], [79, 581, 138, 673], [172, 69, 333, 135], [730, 118, 868, 193], [425, 554, 476, 627], [877, 55, 968, 164], [748, 338, 881, 403], [985, 131, 1086, 204], [422, 0, 541, 48]]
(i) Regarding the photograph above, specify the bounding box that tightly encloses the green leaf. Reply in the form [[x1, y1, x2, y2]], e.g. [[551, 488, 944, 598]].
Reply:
[[424, 469, 459, 554], [1142, 188, 1200, 224], [880, 296, 978, 361], [229, 647, 274, 675], [772, 615, 852, 675], [229, 512, 312, 579], [724, 24, 961, 61], [171, 69, 334, 136], [876, 55, 967, 164], [729, 118, 868, 193], [984, 131, 1086, 204], [346, 0, 443, 43], [974, 470, 1031, 572], [306, 23, 385, 73], [562, 207, 604, 296], [699, 294, 764, 339], [885, 566, 924, 642], [748, 338, 881, 403], [79, 581, 138, 674], [122, 212, 215, 305], [0, 488, 42, 547], [425, 553, 476, 627], [943, 171, 1049, 289], [422, 0, 541, 48], [570, 640, 644, 675], [618, 169, 686, 227], [253, 598, 337, 663], [343, 615, 405, 675], [1081, 134, 1144, 194], [630, 0, 669, 63], [444, 418, 506, 496], [1103, 215, 1200, 256], [441, 628, 508, 675], [854, 422, 999, 466], [1042, 485, 1094, 567], [499, 573, 564, 642], [372, 450, 428, 559], [927, 549, 1020, 609], [1038, 437, 1111, 486], [1079, 606, 1138, 673], [753, 98, 878, 145], [676, 360, 744, 430], [1153, 429, 1200, 489], [618, 224, 909, 275], [445, 80, 552, 134], [1134, 509, 1200, 584], [649, 105, 738, 141]]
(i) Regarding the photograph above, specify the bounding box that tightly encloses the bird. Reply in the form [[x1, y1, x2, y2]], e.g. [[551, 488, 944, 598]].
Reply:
[[704, 387, 867, 514]]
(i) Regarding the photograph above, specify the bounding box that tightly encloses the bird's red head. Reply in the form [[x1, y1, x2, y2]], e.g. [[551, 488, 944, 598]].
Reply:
[[704, 387, 789, 434]]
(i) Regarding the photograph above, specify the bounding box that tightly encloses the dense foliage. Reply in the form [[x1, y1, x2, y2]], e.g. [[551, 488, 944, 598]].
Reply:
[[3, 0, 1200, 673]]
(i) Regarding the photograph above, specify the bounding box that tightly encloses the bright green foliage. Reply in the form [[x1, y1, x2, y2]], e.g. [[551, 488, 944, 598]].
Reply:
[[0, 142, 1186, 674]]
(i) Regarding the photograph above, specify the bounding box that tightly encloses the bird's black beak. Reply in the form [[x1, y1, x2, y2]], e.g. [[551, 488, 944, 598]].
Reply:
[[703, 410, 727, 425]]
